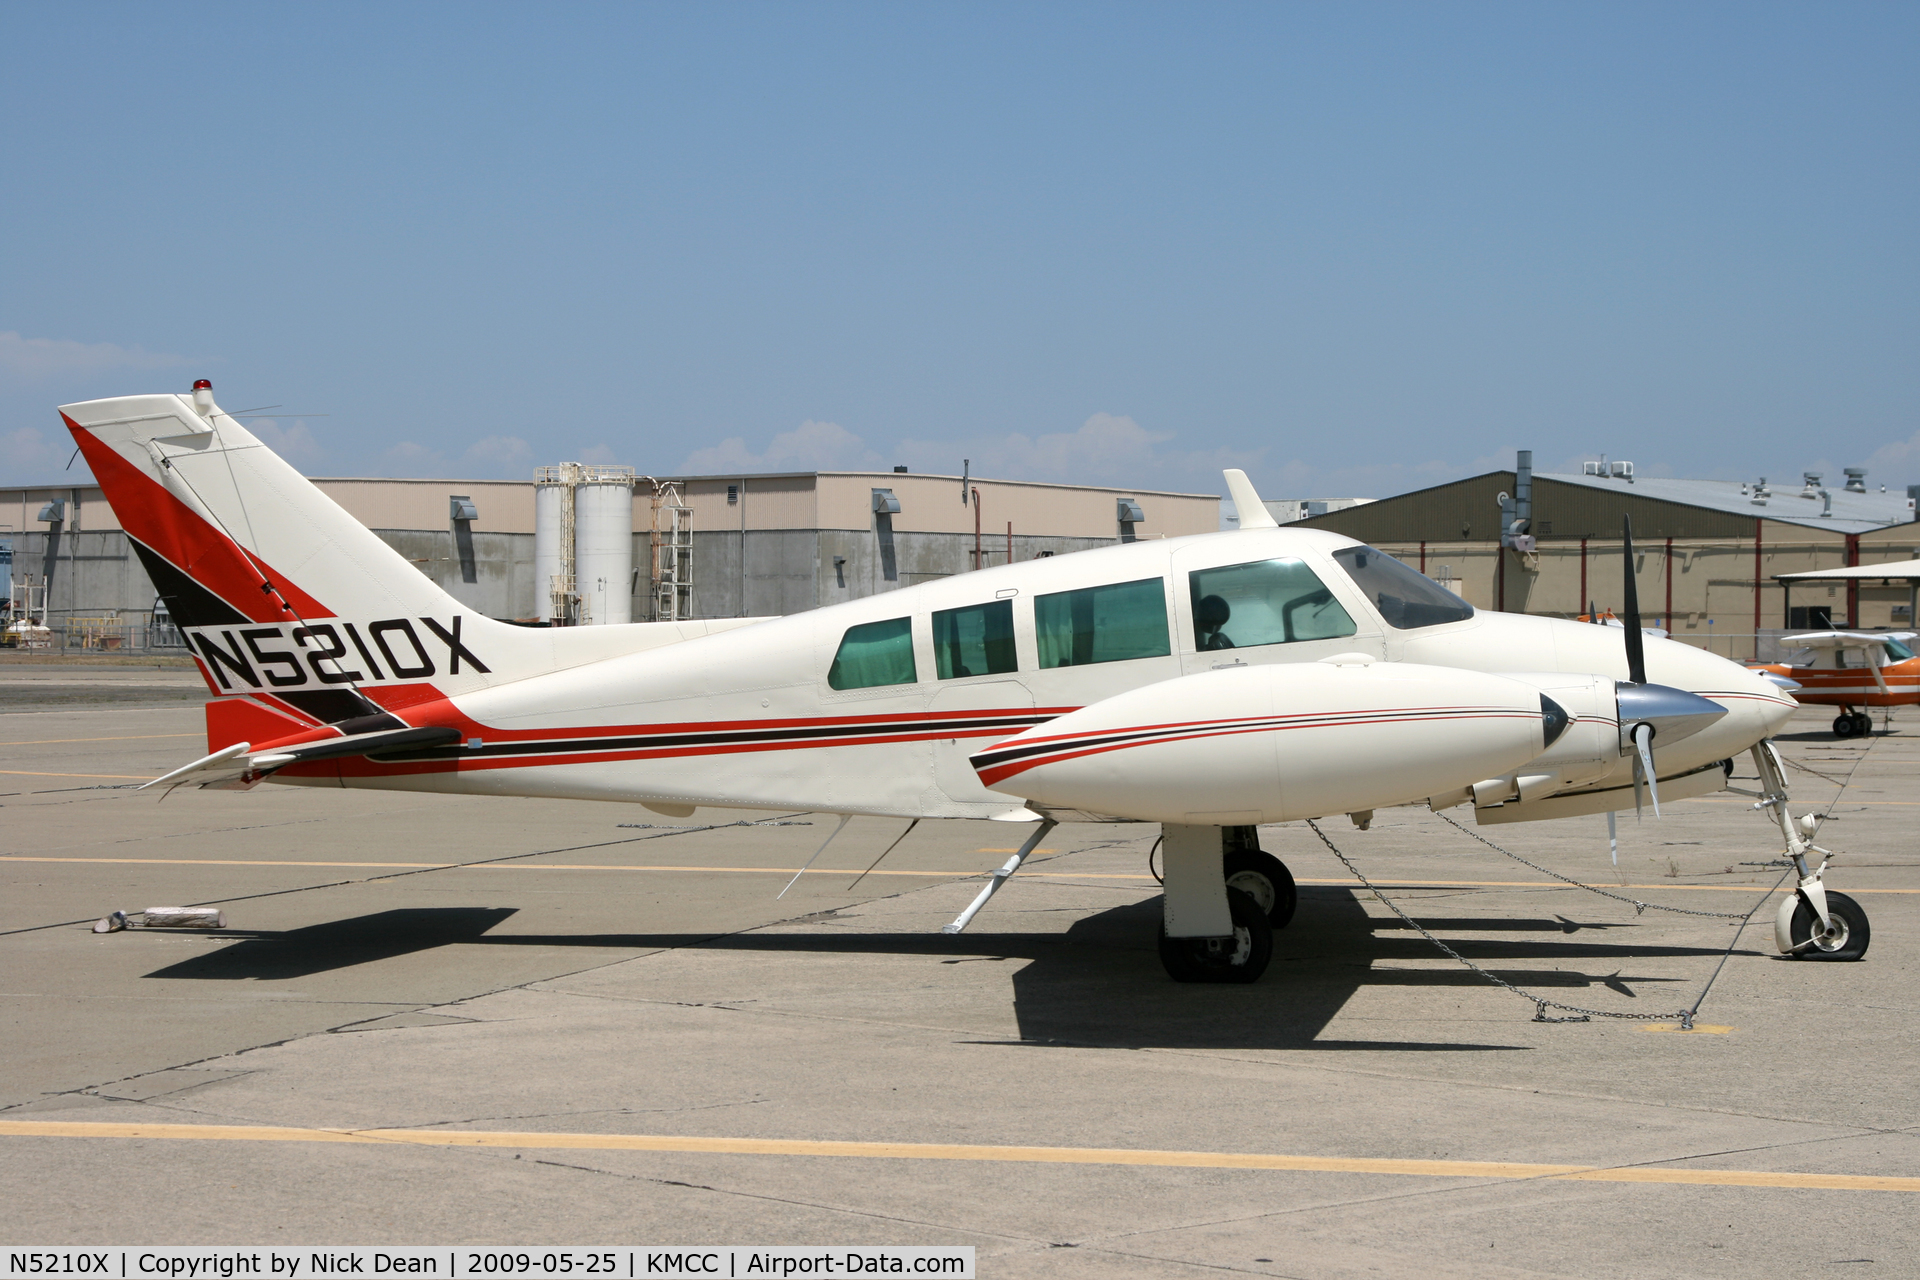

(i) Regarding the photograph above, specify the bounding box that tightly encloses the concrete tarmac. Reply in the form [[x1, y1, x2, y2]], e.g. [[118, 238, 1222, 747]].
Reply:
[[1, 670, 1916, 1277]]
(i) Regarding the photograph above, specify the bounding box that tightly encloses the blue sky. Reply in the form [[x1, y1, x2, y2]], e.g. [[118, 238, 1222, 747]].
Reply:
[[3, 2, 1916, 500]]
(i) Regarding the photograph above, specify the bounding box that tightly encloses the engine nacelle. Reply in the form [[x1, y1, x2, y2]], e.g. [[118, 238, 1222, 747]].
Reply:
[[970, 659, 1557, 825], [1433, 672, 1732, 811]]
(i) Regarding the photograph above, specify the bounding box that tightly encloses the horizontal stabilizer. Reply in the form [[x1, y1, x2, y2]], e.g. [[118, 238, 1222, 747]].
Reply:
[[141, 742, 254, 791], [141, 726, 462, 791]]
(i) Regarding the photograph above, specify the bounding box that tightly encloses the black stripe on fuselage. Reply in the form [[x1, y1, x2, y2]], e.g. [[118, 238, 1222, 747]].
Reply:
[[369, 712, 1061, 764], [967, 706, 1531, 771]]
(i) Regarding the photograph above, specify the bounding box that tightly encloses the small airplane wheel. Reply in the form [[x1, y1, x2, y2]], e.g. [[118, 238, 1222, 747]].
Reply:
[[1853, 712, 1874, 735], [1159, 888, 1272, 984], [1832, 714, 1857, 738], [1787, 890, 1871, 961], [1224, 849, 1297, 928]]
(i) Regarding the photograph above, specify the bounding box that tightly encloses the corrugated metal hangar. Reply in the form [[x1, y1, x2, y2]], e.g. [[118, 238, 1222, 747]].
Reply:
[[1294, 453, 1920, 659], [2, 470, 1218, 648]]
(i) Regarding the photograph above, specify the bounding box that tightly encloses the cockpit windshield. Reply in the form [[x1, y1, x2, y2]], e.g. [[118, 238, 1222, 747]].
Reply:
[[1884, 636, 1915, 661], [1330, 545, 1475, 630]]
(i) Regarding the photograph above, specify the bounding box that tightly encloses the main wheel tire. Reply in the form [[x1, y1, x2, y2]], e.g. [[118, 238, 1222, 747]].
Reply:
[[1833, 714, 1857, 738], [1854, 712, 1874, 735], [1158, 888, 1273, 984], [1223, 849, 1298, 928], [1787, 889, 1871, 961]]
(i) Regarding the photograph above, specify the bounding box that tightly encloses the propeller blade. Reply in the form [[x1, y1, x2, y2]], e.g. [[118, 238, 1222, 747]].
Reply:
[[1621, 516, 1648, 685], [1633, 721, 1660, 818]]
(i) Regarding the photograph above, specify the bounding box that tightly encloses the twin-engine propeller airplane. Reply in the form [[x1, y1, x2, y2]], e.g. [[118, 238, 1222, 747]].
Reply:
[[59, 384, 1871, 981], [1750, 631, 1920, 738]]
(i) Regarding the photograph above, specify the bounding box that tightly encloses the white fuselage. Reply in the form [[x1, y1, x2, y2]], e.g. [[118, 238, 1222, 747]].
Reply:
[[276, 527, 1794, 821]]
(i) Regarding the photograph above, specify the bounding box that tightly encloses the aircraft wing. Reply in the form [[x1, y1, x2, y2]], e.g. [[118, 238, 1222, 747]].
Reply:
[[1781, 630, 1918, 648], [141, 727, 463, 792]]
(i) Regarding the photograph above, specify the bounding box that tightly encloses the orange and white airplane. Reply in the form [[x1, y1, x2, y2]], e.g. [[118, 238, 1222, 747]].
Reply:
[[52, 382, 1870, 975], [1751, 631, 1920, 738]]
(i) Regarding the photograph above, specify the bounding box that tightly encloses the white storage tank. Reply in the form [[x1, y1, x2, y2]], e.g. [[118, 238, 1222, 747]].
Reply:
[[533, 471, 571, 623], [573, 475, 634, 625]]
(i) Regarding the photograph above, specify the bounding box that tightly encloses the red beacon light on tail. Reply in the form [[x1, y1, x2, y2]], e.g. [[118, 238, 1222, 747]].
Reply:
[[191, 379, 214, 416]]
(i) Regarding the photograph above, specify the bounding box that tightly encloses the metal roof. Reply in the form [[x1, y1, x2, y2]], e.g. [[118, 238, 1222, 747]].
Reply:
[[1777, 559, 1920, 581], [1539, 471, 1913, 534]]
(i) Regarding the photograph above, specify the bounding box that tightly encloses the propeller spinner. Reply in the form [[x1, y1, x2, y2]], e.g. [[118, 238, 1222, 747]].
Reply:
[[1615, 514, 1726, 816]]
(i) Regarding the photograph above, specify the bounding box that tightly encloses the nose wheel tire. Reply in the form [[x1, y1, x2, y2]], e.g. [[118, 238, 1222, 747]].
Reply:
[[1787, 890, 1871, 961], [1159, 888, 1273, 984], [1223, 849, 1297, 928]]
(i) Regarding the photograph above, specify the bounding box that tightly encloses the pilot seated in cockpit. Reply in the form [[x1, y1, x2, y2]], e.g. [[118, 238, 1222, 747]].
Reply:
[[1197, 594, 1235, 650]]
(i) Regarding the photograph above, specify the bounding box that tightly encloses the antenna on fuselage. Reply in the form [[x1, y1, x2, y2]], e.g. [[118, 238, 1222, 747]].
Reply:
[[1224, 469, 1278, 530]]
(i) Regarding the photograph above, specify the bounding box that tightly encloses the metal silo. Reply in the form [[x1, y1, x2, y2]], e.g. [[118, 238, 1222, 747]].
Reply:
[[573, 467, 636, 625]]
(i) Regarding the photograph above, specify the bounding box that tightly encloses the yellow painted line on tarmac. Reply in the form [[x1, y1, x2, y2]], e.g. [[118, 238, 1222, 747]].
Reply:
[[0, 769, 156, 780], [0, 1120, 1913, 1191], [3, 855, 1918, 893], [0, 855, 967, 879], [0, 856, 448, 869], [0, 733, 201, 746], [1694, 797, 1920, 806]]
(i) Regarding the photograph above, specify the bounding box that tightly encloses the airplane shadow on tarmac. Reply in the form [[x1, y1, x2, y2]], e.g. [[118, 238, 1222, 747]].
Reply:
[[140, 887, 1745, 1052]]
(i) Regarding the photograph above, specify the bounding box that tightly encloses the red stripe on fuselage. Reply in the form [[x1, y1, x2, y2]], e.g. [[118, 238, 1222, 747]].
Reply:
[[973, 708, 1541, 787]]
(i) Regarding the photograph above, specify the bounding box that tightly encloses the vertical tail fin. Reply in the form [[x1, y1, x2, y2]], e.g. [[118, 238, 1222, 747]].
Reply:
[[62, 388, 743, 730]]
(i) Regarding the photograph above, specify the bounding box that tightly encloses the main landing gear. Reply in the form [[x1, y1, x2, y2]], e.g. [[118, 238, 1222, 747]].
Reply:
[[1157, 824, 1294, 983], [1745, 741, 1872, 961], [1831, 709, 1874, 738]]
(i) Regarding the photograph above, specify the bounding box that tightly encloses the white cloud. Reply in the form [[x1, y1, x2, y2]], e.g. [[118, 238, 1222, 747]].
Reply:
[[576, 442, 619, 465], [461, 435, 533, 478], [246, 419, 325, 471], [371, 435, 535, 479], [1868, 430, 1920, 479], [381, 441, 442, 477], [895, 413, 1265, 493], [1, 426, 71, 481], [679, 420, 881, 474], [0, 331, 195, 381], [662, 410, 1570, 503]]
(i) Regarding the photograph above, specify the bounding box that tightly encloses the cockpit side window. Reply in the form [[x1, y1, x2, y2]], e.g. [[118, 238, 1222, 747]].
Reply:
[[1034, 577, 1171, 667], [933, 600, 1017, 679], [1330, 545, 1475, 629], [827, 616, 917, 690], [1186, 558, 1357, 650]]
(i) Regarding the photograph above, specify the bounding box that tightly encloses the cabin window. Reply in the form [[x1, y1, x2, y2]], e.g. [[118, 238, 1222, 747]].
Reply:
[[827, 617, 917, 690], [1187, 558, 1357, 650], [933, 600, 1017, 679], [1330, 545, 1475, 629], [1034, 577, 1171, 668]]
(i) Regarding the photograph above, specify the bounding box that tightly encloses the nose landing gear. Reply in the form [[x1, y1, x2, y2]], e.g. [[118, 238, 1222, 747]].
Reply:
[[1749, 742, 1872, 961]]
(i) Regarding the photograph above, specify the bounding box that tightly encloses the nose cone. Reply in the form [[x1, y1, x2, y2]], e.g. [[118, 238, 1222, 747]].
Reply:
[[1616, 681, 1728, 748]]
